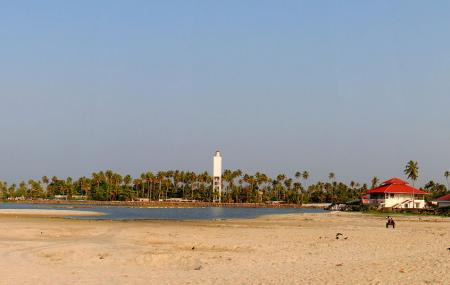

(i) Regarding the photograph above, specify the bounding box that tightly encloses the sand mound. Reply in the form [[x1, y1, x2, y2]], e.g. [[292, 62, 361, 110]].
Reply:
[[0, 212, 448, 284]]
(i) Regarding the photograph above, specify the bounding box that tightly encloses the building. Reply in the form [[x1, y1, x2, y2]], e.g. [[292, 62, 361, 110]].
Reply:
[[433, 193, 450, 208], [361, 195, 369, 205], [366, 178, 428, 209], [213, 150, 222, 202]]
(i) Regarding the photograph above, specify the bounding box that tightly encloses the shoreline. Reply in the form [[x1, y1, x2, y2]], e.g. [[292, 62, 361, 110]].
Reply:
[[0, 209, 105, 217], [1, 199, 330, 209]]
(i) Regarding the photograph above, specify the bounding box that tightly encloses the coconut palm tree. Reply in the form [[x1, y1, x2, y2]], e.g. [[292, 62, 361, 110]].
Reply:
[[294, 171, 304, 203], [404, 161, 419, 208], [328, 173, 335, 203], [105, 170, 114, 200], [371, 176, 379, 189], [243, 174, 256, 202], [122, 174, 133, 200], [66, 177, 73, 200], [328, 172, 335, 181], [156, 171, 165, 200], [302, 171, 309, 182], [145, 172, 154, 200], [28, 179, 44, 199], [223, 169, 233, 194], [91, 172, 101, 199], [133, 178, 142, 200], [123, 175, 132, 189], [112, 173, 122, 200], [255, 172, 268, 202], [80, 177, 91, 200], [165, 171, 174, 200], [275, 174, 286, 201], [284, 178, 293, 201], [404, 161, 419, 187], [444, 171, 450, 190], [41, 176, 49, 197], [302, 171, 310, 194]]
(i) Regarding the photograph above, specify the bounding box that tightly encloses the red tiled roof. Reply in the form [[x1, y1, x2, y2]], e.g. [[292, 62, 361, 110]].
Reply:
[[382, 178, 408, 185], [435, 193, 450, 201], [366, 178, 428, 195]]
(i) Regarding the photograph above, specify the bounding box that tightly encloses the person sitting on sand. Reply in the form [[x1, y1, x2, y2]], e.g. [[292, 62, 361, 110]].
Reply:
[[386, 216, 395, 229]]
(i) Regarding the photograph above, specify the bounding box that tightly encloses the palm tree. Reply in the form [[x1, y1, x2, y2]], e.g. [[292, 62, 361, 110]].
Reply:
[[173, 170, 181, 197], [123, 175, 132, 189], [66, 177, 73, 200], [112, 173, 122, 200], [133, 178, 142, 200], [302, 171, 309, 182], [328, 172, 335, 181], [404, 160, 419, 208], [295, 171, 307, 204], [276, 174, 286, 201], [156, 171, 165, 200], [145, 172, 154, 200], [444, 171, 450, 191], [80, 177, 91, 200], [328, 172, 335, 203], [223, 169, 234, 195], [28, 179, 44, 199], [105, 170, 114, 200], [121, 175, 132, 200], [48, 176, 59, 198], [302, 171, 309, 193], [140, 173, 147, 199], [41, 176, 49, 197], [91, 172, 101, 199], [371, 176, 379, 189], [255, 172, 268, 202], [243, 174, 256, 202], [404, 161, 419, 187], [284, 178, 293, 201]]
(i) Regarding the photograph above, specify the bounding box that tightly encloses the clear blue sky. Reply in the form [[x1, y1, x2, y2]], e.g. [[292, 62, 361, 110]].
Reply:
[[1, 1, 450, 185]]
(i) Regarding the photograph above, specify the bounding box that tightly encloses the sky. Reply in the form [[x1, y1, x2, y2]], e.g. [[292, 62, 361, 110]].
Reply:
[[1, 1, 450, 185]]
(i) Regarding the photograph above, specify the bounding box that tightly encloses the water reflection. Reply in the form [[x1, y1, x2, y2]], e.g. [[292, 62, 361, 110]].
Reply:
[[0, 203, 326, 220]]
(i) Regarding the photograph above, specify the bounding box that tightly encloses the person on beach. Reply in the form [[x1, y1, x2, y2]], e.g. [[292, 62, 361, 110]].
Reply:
[[386, 216, 395, 228]]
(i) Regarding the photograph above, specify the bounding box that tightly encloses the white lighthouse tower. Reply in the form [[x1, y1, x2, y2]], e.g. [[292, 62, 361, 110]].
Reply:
[[213, 150, 222, 203]]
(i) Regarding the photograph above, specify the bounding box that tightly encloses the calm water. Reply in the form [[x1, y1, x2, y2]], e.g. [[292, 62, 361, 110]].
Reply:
[[0, 203, 326, 220]]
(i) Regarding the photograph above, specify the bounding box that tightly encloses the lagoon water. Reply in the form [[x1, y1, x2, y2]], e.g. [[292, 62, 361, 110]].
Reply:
[[0, 203, 326, 220]]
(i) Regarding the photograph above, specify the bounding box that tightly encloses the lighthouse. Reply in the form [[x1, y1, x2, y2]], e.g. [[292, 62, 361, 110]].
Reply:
[[213, 151, 222, 203]]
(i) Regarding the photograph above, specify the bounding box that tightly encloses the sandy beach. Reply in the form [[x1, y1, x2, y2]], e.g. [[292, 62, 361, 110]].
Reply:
[[0, 212, 448, 285]]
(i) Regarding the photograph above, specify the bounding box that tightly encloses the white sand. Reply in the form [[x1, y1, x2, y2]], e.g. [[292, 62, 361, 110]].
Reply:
[[0, 212, 448, 284]]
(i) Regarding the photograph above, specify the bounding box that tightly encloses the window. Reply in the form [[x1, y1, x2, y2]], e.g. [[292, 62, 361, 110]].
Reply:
[[390, 194, 394, 198]]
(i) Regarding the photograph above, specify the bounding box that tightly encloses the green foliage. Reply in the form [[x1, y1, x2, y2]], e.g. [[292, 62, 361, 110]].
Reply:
[[0, 162, 448, 204], [423, 181, 447, 199]]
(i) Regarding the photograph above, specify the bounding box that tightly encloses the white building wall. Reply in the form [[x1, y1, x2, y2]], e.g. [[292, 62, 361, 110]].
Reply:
[[213, 151, 222, 177], [213, 151, 222, 202], [375, 193, 426, 209]]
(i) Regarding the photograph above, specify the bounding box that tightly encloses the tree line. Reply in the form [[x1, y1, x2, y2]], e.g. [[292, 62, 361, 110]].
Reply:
[[0, 161, 448, 203]]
